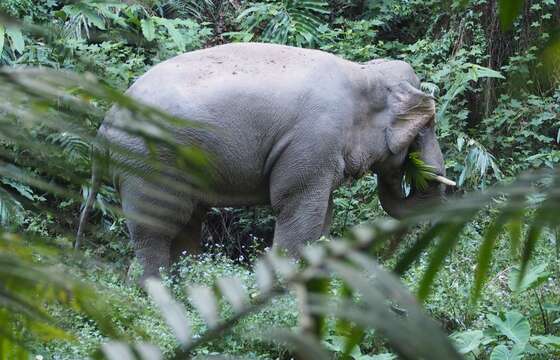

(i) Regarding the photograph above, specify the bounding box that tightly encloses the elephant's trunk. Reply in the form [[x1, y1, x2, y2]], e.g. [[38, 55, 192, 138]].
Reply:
[[377, 172, 446, 219]]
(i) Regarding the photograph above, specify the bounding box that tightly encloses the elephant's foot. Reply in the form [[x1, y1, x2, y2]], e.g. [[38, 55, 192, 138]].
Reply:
[[134, 246, 171, 285]]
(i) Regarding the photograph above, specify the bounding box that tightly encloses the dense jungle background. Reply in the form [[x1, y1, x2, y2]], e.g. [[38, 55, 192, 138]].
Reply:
[[0, 0, 559, 359]]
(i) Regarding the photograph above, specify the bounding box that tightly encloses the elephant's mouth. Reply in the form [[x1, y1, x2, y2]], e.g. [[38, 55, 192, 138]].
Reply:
[[377, 155, 455, 219]]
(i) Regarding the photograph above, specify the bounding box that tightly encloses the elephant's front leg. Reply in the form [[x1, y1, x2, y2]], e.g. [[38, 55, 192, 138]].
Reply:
[[273, 194, 332, 256], [270, 177, 336, 256]]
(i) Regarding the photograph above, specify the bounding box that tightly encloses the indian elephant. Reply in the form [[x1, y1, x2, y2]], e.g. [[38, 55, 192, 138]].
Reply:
[[76, 42, 454, 282]]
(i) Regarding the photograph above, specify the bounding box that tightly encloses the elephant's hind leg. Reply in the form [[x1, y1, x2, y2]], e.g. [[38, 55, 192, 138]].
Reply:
[[128, 222, 174, 283], [171, 206, 207, 264], [120, 176, 196, 283]]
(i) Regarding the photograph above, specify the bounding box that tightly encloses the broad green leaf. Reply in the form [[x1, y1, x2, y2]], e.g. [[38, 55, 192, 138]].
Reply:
[[85, 9, 105, 30], [140, 19, 156, 41], [488, 311, 530, 345], [1, 177, 42, 201], [332, 283, 364, 360], [469, 64, 505, 80], [236, 0, 327, 46], [518, 212, 546, 287], [506, 214, 523, 257], [472, 214, 506, 302], [451, 330, 484, 355], [303, 276, 331, 337], [341, 325, 365, 360], [5, 25, 24, 54], [0, 187, 23, 225], [394, 223, 445, 275], [489, 344, 524, 360], [154, 18, 186, 51], [144, 278, 191, 346], [508, 263, 549, 293], [532, 335, 560, 349], [418, 222, 468, 300], [325, 259, 463, 360]]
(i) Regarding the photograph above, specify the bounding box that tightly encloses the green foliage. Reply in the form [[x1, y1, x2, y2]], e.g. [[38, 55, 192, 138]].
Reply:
[[331, 174, 382, 236], [59, 2, 124, 39], [101, 233, 466, 360], [163, 0, 236, 28], [435, 64, 505, 129], [235, 0, 330, 46], [141, 16, 211, 52], [488, 311, 531, 347], [482, 91, 560, 175], [403, 151, 437, 191], [508, 263, 550, 294], [0, 233, 124, 359], [455, 135, 503, 188], [452, 306, 560, 359], [451, 310, 536, 359], [319, 19, 384, 61], [56, 1, 212, 58]]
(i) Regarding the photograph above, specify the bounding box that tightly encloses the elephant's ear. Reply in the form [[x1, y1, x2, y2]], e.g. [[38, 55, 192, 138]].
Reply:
[[385, 81, 436, 154]]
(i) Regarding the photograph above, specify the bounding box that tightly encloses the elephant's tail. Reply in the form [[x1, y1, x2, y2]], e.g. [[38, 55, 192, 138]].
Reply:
[[75, 145, 107, 249]]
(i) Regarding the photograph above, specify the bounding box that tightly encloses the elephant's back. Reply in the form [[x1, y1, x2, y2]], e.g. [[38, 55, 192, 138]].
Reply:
[[124, 43, 353, 115], [134, 42, 350, 88]]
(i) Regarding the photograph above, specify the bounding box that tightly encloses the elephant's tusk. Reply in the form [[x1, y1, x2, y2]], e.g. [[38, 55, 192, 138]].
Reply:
[[433, 175, 456, 187]]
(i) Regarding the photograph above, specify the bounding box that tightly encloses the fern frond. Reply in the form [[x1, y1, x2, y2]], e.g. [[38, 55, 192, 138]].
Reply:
[[403, 151, 437, 191], [0, 234, 122, 358], [47, 131, 90, 164], [457, 135, 503, 187], [237, 0, 329, 47]]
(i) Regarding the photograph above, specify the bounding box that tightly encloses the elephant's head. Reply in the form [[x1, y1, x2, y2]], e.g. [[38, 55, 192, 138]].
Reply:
[[368, 69, 453, 219]]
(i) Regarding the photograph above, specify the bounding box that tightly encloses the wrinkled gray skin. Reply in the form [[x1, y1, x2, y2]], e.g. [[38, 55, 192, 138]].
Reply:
[[77, 43, 446, 283]]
